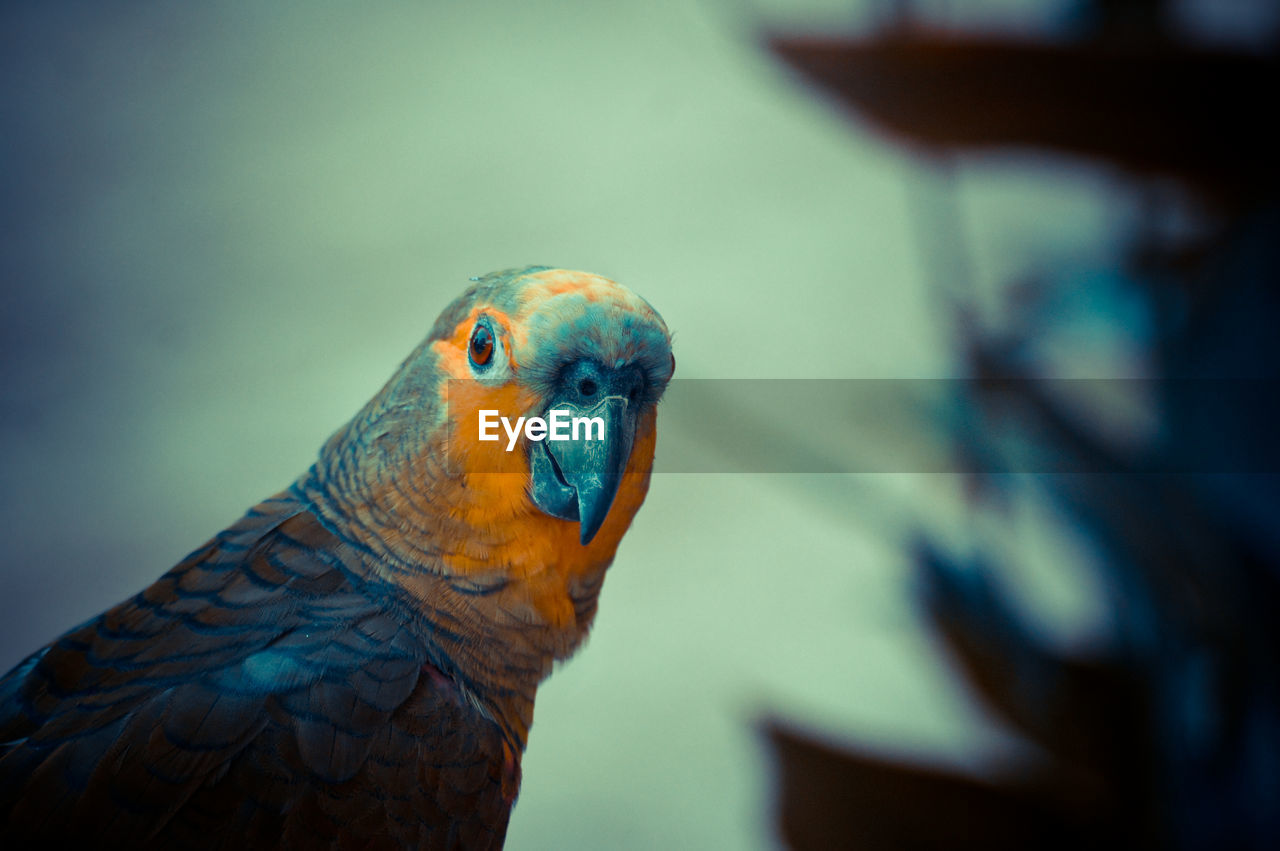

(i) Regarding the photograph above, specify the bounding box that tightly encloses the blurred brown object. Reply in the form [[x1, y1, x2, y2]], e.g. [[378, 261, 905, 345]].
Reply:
[[769, 33, 1280, 204], [764, 538, 1159, 849], [766, 721, 1090, 850], [763, 11, 1280, 851]]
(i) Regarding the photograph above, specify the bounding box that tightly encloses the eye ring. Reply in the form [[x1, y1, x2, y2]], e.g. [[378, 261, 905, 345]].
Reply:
[[469, 322, 495, 369]]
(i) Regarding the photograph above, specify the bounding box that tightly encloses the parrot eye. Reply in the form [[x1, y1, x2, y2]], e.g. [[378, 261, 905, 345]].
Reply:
[[469, 322, 494, 369]]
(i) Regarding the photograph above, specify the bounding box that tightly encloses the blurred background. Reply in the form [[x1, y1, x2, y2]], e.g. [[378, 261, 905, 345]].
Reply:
[[2, 1, 1277, 848]]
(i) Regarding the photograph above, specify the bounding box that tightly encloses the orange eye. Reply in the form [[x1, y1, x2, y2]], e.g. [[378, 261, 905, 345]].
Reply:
[[469, 323, 494, 368]]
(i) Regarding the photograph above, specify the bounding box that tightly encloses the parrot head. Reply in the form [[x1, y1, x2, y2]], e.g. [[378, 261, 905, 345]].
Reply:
[[431, 266, 674, 547], [311, 266, 673, 603]]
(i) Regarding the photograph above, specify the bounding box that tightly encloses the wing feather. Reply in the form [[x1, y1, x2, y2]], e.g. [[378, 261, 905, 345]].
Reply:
[[0, 504, 513, 849]]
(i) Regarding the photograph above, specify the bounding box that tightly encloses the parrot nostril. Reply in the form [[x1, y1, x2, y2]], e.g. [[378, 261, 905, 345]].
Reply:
[[578, 378, 598, 398]]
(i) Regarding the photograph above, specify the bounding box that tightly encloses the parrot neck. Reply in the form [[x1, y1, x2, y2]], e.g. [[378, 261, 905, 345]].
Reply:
[[292, 440, 647, 751]]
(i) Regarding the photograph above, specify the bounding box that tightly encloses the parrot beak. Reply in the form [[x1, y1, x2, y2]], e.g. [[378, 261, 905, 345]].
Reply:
[[529, 395, 636, 545]]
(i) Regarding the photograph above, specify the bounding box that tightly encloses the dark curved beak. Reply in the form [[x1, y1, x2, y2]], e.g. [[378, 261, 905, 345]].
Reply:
[[529, 395, 636, 545]]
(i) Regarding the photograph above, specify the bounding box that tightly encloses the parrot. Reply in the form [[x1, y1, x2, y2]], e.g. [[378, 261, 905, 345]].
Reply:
[[0, 266, 674, 849]]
